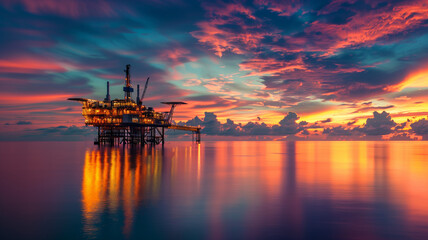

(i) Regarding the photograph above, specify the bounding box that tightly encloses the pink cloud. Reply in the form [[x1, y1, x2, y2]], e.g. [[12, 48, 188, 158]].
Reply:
[[192, 0, 428, 59], [191, 3, 267, 57], [157, 47, 198, 67], [192, 21, 258, 57], [254, 0, 301, 16], [183, 79, 202, 87], [204, 2, 256, 19], [239, 56, 308, 76]]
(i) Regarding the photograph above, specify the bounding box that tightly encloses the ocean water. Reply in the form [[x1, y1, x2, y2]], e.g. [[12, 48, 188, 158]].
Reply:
[[0, 141, 428, 240]]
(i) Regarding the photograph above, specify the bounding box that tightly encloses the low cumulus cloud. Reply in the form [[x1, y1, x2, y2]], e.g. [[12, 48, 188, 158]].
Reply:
[[322, 111, 401, 139], [180, 112, 304, 136], [178, 111, 416, 140], [411, 118, 428, 139], [361, 111, 397, 136], [23, 125, 96, 141], [4, 111, 422, 141], [4, 121, 33, 125], [16, 120, 32, 125], [30, 125, 95, 136], [323, 126, 359, 137], [322, 111, 422, 140]]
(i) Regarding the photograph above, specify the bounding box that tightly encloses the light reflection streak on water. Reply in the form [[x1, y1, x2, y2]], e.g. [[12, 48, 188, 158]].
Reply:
[[198, 143, 201, 189]]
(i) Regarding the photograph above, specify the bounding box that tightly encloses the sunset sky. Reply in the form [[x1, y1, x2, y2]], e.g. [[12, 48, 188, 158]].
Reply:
[[1, 0, 428, 140]]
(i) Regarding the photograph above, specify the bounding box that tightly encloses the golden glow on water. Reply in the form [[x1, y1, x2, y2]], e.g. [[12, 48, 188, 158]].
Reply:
[[297, 142, 375, 200], [81, 147, 163, 237], [78, 141, 428, 239], [293, 141, 428, 225]]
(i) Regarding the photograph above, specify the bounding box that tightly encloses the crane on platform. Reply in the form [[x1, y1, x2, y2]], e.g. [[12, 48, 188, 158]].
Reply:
[[140, 77, 150, 105], [161, 102, 187, 125]]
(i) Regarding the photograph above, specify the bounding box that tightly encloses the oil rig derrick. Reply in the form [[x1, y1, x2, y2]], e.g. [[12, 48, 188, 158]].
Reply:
[[68, 64, 201, 145]]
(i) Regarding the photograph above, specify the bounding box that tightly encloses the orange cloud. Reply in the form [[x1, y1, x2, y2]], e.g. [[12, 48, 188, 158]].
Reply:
[[390, 68, 428, 91]]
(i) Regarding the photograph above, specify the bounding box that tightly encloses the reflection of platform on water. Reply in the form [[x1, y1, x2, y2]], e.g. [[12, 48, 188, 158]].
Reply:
[[81, 147, 163, 237]]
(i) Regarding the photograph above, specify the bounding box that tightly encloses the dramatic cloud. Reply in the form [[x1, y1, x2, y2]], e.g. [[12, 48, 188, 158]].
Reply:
[[181, 111, 405, 139], [308, 0, 428, 54], [273, 112, 303, 135], [201, 112, 222, 135], [361, 111, 397, 135], [323, 111, 409, 139], [411, 118, 428, 139], [1, 0, 428, 140], [190, 0, 428, 105]]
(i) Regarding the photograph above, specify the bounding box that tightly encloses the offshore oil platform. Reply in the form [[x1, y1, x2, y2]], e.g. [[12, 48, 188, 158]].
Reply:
[[69, 64, 201, 145]]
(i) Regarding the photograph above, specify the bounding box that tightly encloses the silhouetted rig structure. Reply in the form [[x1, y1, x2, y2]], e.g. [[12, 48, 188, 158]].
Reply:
[[69, 64, 200, 145]]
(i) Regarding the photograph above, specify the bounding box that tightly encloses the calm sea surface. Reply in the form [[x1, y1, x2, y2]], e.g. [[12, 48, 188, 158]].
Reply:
[[1, 141, 428, 240]]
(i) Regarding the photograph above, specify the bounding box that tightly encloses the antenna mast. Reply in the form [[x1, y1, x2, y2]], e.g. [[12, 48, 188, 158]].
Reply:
[[123, 64, 134, 101]]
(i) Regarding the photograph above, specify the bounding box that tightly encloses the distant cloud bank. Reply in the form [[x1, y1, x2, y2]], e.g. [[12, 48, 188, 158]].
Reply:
[[176, 111, 427, 141]]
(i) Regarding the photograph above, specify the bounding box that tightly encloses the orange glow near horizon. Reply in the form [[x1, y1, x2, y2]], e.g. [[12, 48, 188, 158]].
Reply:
[[395, 68, 428, 90], [3, 59, 428, 138]]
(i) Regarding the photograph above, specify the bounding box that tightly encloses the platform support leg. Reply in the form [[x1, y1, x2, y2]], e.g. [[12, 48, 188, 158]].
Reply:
[[162, 127, 165, 145], [196, 130, 201, 143]]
